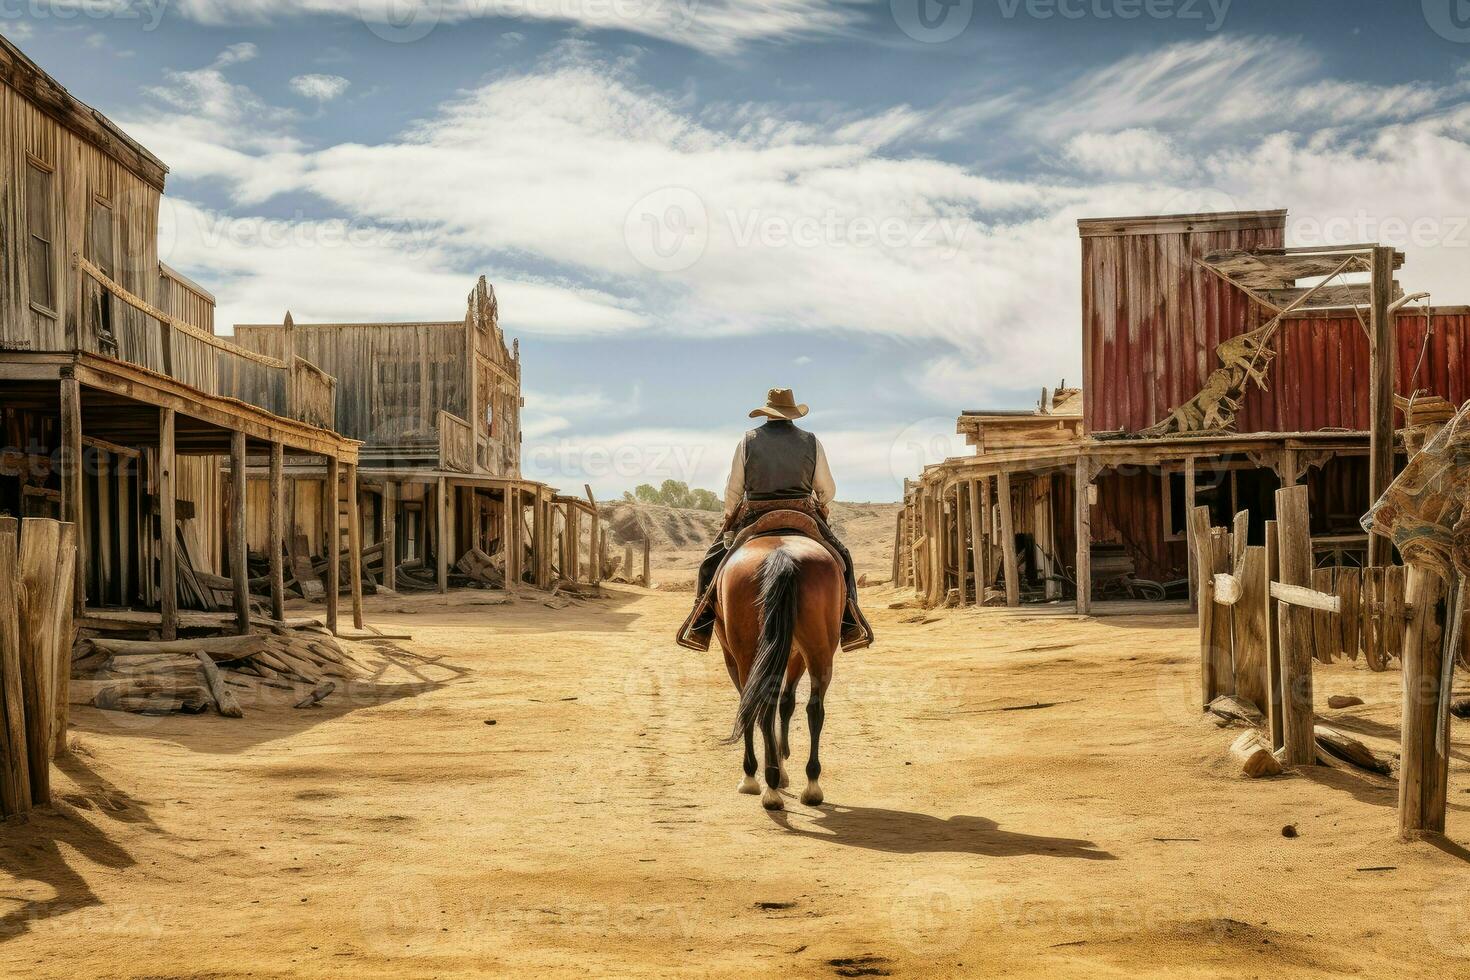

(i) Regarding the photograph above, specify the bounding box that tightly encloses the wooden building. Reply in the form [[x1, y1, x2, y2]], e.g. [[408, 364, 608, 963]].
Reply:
[[899, 209, 1466, 614], [233, 279, 600, 595], [0, 35, 363, 638]]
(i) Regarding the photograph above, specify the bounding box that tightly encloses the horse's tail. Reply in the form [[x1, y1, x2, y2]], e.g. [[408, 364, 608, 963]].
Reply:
[[726, 546, 800, 744]]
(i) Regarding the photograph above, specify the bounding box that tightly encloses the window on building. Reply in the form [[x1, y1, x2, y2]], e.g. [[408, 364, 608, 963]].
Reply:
[[26, 160, 56, 313], [89, 198, 115, 277]]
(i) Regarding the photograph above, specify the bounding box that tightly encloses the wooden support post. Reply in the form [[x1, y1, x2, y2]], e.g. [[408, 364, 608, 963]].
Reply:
[[435, 476, 448, 594], [1075, 458, 1093, 616], [159, 409, 178, 641], [586, 484, 601, 586], [997, 472, 1019, 608], [1275, 485, 1316, 767], [1189, 506, 1222, 707], [510, 489, 523, 589], [17, 518, 60, 804], [0, 518, 30, 816], [968, 479, 985, 604], [268, 443, 285, 622], [624, 541, 635, 584], [1185, 456, 1198, 611], [383, 480, 398, 592], [499, 487, 514, 591], [326, 456, 340, 633], [49, 522, 76, 759], [1399, 568, 1450, 837], [60, 377, 83, 615], [346, 463, 363, 630], [228, 432, 250, 635], [116, 457, 131, 607], [642, 535, 652, 589], [955, 481, 969, 606], [1264, 520, 1285, 751], [1368, 245, 1397, 568]]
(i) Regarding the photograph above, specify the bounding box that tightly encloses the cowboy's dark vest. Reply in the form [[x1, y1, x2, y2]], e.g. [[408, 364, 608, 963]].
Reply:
[[743, 421, 817, 502]]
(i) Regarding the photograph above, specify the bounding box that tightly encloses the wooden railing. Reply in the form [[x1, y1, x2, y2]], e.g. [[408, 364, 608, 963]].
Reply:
[[76, 254, 339, 429], [438, 411, 473, 473]]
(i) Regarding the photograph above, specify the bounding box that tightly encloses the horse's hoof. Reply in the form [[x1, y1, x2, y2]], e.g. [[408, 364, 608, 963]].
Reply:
[[778, 769, 791, 789], [738, 775, 760, 795], [800, 781, 824, 807], [761, 788, 785, 811]]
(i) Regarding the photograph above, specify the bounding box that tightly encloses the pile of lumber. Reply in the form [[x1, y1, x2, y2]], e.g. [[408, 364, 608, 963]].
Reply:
[[71, 630, 366, 718], [456, 547, 505, 588], [0, 517, 78, 819]]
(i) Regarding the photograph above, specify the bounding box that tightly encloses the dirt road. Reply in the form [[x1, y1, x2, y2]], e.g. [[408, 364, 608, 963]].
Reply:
[[3, 587, 1468, 978]]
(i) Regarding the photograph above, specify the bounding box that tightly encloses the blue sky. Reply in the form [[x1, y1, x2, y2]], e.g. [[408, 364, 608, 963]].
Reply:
[[4, 1, 1470, 500]]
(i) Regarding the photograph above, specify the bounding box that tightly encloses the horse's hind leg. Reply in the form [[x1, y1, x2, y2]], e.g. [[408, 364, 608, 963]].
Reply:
[[776, 657, 804, 789], [738, 721, 760, 794], [759, 697, 784, 811], [802, 668, 830, 807]]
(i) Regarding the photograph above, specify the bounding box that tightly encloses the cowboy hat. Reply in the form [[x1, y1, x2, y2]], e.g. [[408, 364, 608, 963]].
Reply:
[[750, 387, 809, 421]]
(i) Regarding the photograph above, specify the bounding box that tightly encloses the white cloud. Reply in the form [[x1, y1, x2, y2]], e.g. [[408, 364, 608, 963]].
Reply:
[[290, 73, 350, 101], [213, 41, 258, 67], [170, 0, 865, 56], [1064, 129, 1190, 178]]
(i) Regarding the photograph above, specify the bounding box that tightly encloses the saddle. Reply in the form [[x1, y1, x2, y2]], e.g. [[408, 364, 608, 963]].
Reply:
[[676, 503, 856, 653]]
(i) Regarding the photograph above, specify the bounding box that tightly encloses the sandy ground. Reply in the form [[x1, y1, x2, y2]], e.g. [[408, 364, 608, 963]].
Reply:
[[3, 586, 1470, 978]]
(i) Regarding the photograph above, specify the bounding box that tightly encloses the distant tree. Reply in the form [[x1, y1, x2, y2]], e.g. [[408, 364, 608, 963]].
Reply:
[[690, 488, 721, 512], [633, 484, 661, 504], [625, 481, 723, 511]]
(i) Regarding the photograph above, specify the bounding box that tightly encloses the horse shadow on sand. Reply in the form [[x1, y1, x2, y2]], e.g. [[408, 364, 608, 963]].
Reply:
[[766, 803, 1116, 861]]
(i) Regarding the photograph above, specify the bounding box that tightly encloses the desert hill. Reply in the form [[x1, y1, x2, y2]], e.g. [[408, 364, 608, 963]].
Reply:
[[599, 500, 901, 587]]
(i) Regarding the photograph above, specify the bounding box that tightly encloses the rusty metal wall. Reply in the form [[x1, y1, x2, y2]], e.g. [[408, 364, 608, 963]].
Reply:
[[1235, 307, 1470, 433], [1081, 214, 1286, 435]]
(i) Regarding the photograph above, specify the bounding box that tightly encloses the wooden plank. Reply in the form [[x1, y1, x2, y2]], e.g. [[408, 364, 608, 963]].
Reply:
[[1275, 485, 1316, 767], [1264, 521, 1284, 751], [1075, 460, 1092, 616], [229, 431, 250, 635], [383, 480, 398, 592], [159, 409, 177, 641], [0, 518, 32, 816], [1312, 567, 1338, 663], [1270, 582, 1343, 613], [586, 484, 601, 587], [1384, 565, 1406, 661], [1185, 457, 1198, 610], [642, 535, 652, 590], [326, 457, 340, 633], [1232, 509, 1249, 570], [269, 443, 285, 622], [435, 476, 448, 594], [1207, 529, 1235, 699], [997, 472, 1019, 608], [955, 481, 969, 606], [1361, 567, 1386, 671], [347, 463, 364, 630], [60, 377, 83, 614], [1337, 567, 1362, 661], [1399, 568, 1448, 836], [968, 478, 986, 601], [1189, 506, 1218, 707], [116, 457, 131, 609], [1232, 547, 1269, 712], [18, 518, 60, 805], [1367, 245, 1396, 568], [48, 522, 77, 758]]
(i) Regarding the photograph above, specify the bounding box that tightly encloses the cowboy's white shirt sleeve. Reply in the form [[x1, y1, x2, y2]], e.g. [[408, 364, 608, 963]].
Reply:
[[813, 438, 836, 508], [723, 440, 746, 519]]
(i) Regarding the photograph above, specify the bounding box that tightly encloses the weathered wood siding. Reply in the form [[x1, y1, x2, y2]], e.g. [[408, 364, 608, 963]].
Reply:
[[0, 49, 165, 356], [1080, 212, 1286, 435], [158, 263, 216, 334]]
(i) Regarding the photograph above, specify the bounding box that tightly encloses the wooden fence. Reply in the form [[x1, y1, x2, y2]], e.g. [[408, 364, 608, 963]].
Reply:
[[0, 517, 78, 820]]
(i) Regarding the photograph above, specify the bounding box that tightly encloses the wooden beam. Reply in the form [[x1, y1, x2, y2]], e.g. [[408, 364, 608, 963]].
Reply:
[[436, 476, 449, 594], [159, 409, 177, 641], [642, 534, 652, 590], [585, 484, 601, 586], [1075, 459, 1092, 616], [326, 456, 340, 633], [1184, 456, 1198, 611], [347, 463, 364, 629], [997, 472, 1019, 608], [1368, 245, 1396, 567], [60, 377, 83, 615], [955, 481, 969, 606], [1399, 569, 1450, 837], [1275, 484, 1315, 767], [1264, 520, 1285, 751], [229, 431, 250, 635], [269, 443, 285, 622], [1269, 581, 1343, 613], [382, 480, 397, 592], [968, 479, 985, 603]]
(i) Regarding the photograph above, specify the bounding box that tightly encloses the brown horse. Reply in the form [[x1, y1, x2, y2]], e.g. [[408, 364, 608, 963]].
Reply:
[[715, 534, 845, 811]]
